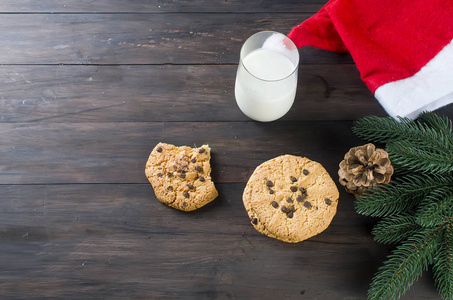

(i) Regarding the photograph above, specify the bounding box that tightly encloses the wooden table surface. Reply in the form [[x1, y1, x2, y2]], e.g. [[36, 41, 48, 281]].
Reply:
[[1, 1, 451, 299]]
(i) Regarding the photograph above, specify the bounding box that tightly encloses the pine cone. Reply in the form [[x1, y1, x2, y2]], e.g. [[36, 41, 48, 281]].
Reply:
[[338, 143, 393, 196]]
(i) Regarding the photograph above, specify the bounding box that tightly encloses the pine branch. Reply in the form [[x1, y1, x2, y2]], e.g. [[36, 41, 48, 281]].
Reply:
[[415, 187, 453, 227], [355, 174, 453, 217], [372, 214, 422, 244], [368, 227, 442, 300], [418, 111, 453, 136], [433, 223, 453, 300], [352, 112, 453, 300], [353, 113, 453, 153], [352, 115, 412, 143], [387, 139, 453, 174]]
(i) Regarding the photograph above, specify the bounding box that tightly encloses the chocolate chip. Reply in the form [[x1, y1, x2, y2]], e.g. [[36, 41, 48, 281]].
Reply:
[[251, 217, 258, 225], [168, 172, 173, 177], [325, 198, 332, 205], [299, 187, 307, 193], [290, 176, 297, 182], [281, 206, 288, 213], [156, 147, 162, 152], [271, 201, 279, 208], [297, 194, 307, 202], [199, 148, 206, 154], [303, 169, 309, 175], [287, 212, 294, 218], [289, 206, 295, 212], [303, 201, 311, 208], [157, 173, 163, 177], [187, 184, 194, 190], [269, 189, 274, 195], [180, 172, 186, 179], [183, 192, 189, 198], [290, 186, 297, 192], [195, 166, 202, 172], [199, 176, 205, 182], [191, 158, 196, 163], [286, 197, 293, 203], [266, 180, 274, 187], [167, 186, 173, 191]]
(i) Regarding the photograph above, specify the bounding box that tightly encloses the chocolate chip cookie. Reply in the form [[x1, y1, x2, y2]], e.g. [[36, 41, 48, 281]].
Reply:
[[145, 142, 218, 211], [243, 155, 339, 243]]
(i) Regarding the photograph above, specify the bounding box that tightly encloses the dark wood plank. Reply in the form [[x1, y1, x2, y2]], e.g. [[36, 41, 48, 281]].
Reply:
[[0, 13, 353, 65], [0, 183, 440, 299], [0, 0, 325, 13], [0, 121, 369, 185], [0, 64, 382, 122]]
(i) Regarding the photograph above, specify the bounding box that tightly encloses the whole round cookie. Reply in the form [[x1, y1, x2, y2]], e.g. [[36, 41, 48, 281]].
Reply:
[[145, 142, 218, 211], [243, 155, 339, 243]]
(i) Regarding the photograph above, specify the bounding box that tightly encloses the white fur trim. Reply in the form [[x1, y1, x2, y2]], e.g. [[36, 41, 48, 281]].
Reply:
[[375, 39, 453, 119]]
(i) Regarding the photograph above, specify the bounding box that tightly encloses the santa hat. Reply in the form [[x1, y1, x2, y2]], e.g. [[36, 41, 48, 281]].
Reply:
[[288, 0, 453, 119]]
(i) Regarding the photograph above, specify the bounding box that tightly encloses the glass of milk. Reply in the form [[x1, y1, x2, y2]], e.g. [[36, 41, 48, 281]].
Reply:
[[235, 31, 299, 122]]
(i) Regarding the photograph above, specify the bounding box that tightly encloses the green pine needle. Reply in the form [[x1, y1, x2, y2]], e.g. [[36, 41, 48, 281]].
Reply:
[[372, 214, 422, 244], [386, 139, 453, 173], [368, 227, 442, 300], [418, 111, 453, 136], [433, 224, 453, 300], [355, 174, 453, 218], [353, 112, 453, 150], [415, 187, 453, 227], [352, 115, 409, 143]]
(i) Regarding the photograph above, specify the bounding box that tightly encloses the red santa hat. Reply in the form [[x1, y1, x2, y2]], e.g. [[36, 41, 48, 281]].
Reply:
[[288, 0, 453, 119]]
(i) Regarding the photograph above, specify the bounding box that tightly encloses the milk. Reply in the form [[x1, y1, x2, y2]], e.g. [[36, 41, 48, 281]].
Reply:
[[235, 48, 298, 122]]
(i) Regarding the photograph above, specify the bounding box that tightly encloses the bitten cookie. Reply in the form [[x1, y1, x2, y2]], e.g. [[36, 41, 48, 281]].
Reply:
[[243, 155, 339, 243], [145, 142, 218, 211]]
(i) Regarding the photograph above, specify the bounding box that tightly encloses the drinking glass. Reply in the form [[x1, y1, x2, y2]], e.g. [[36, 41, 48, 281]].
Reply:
[[234, 31, 299, 122]]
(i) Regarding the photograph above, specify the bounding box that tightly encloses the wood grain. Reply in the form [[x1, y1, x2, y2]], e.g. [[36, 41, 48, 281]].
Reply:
[[0, 64, 382, 123], [0, 0, 325, 13], [0, 121, 366, 184], [0, 13, 353, 65], [0, 183, 440, 299]]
